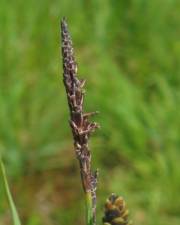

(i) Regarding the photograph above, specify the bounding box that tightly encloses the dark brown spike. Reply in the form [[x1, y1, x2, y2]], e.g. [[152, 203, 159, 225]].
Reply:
[[61, 18, 99, 225]]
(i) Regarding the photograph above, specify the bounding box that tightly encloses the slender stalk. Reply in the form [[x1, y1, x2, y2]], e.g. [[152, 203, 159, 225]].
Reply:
[[86, 192, 93, 225], [60, 18, 99, 225]]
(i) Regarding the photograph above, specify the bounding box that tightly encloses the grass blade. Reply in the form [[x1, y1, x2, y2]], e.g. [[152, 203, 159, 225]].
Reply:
[[0, 158, 21, 225]]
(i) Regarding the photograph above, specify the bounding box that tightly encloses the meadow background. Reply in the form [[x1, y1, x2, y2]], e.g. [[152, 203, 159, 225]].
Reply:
[[0, 0, 180, 225]]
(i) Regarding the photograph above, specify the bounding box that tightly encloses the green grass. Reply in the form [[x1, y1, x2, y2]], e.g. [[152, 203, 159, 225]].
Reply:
[[0, 158, 21, 225], [0, 0, 180, 225]]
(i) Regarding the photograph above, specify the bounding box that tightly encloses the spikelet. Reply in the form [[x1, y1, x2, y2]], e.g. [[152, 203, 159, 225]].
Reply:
[[103, 194, 132, 225]]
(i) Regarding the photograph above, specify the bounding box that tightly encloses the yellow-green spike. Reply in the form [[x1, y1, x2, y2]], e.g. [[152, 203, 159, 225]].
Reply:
[[102, 194, 132, 225]]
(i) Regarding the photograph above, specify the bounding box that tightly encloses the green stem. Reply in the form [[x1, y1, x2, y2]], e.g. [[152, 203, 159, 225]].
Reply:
[[85, 192, 93, 225]]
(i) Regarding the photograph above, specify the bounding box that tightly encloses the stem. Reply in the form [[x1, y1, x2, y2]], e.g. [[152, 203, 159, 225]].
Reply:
[[85, 192, 93, 225]]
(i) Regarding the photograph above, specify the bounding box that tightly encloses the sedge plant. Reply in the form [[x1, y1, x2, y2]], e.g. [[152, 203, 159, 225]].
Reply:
[[60, 18, 132, 225]]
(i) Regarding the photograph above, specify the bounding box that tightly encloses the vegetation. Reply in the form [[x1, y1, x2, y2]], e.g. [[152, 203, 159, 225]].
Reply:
[[0, 158, 21, 225], [0, 1, 180, 225]]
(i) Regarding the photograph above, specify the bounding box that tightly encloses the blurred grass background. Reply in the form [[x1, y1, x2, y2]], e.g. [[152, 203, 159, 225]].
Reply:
[[0, 0, 180, 225]]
